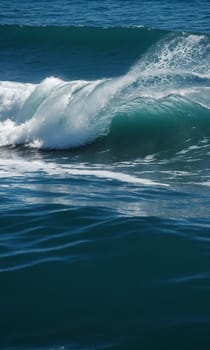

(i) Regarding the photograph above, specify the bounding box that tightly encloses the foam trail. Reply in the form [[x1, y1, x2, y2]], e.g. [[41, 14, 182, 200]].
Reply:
[[0, 156, 168, 187]]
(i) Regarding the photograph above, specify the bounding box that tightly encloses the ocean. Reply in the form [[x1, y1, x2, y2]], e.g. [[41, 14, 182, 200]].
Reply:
[[0, 1, 210, 349]]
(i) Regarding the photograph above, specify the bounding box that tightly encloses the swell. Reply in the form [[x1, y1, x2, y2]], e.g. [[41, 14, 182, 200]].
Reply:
[[0, 25, 165, 81], [0, 24, 164, 53]]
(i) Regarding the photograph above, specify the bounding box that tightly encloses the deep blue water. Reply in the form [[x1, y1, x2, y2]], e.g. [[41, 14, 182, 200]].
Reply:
[[1, 1, 210, 349]]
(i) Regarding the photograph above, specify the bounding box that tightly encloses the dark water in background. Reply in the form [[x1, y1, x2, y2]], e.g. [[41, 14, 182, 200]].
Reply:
[[1, 1, 210, 349], [0, 0, 210, 31]]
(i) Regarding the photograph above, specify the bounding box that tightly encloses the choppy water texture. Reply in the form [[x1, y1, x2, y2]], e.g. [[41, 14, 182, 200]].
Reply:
[[1, 1, 210, 350]]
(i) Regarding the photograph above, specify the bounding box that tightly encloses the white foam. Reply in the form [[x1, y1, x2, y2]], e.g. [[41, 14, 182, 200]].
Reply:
[[200, 181, 210, 187], [126, 33, 210, 102], [59, 168, 168, 187], [0, 156, 168, 187], [0, 76, 124, 148], [0, 81, 35, 119]]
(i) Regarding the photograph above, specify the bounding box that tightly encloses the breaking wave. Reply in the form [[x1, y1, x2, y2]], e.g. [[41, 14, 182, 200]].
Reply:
[[0, 27, 210, 153]]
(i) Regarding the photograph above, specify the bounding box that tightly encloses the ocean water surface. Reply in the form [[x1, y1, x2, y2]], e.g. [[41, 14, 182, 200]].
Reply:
[[1, 1, 210, 349]]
